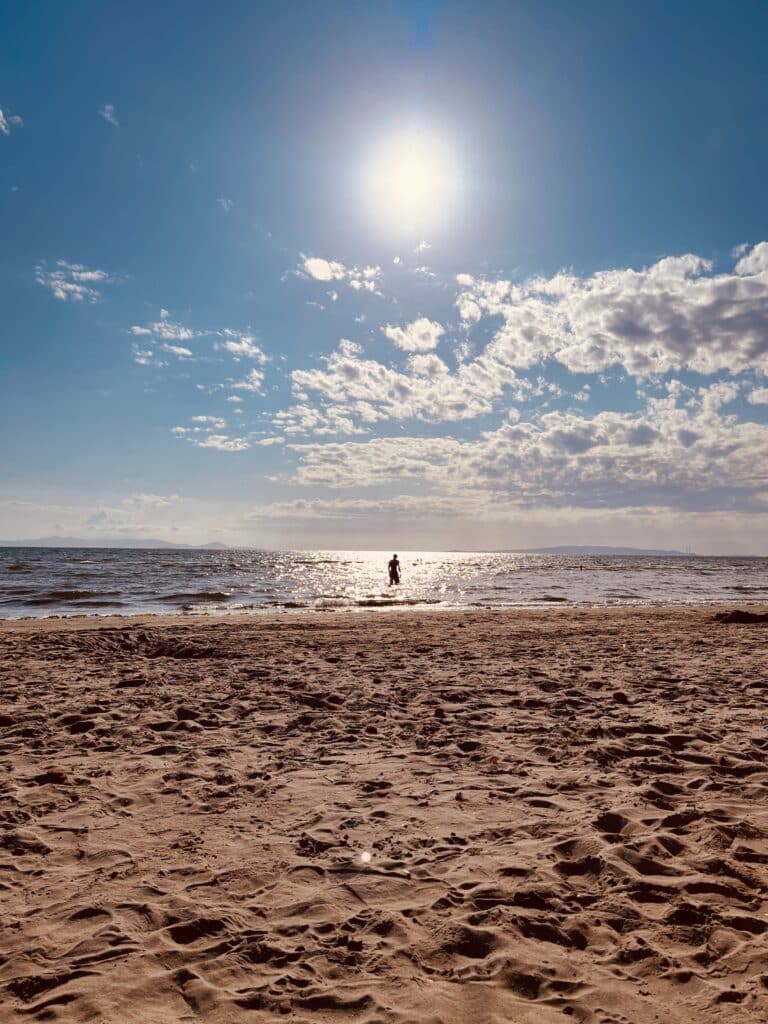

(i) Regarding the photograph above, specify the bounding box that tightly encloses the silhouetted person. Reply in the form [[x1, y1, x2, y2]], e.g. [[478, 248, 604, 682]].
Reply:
[[388, 553, 401, 586]]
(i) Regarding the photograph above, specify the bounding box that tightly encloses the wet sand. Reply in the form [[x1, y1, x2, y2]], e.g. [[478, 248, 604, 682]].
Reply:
[[1, 606, 768, 1023]]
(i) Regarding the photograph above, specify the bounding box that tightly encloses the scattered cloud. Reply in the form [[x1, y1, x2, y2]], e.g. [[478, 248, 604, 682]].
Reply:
[[229, 368, 265, 393], [384, 316, 445, 352], [191, 415, 227, 428], [300, 255, 382, 295], [123, 492, 180, 508], [287, 337, 527, 431], [455, 244, 768, 376], [171, 417, 250, 452], [217, 331, 268, 361], [747, 387, 768, 405], [216, 197, 234, 213], [35, 260, 114, 302], [98, 103, 119, 127], [195, 434, 250, 451], [0, 108, 23, 136], [288, 382, 768, 516]]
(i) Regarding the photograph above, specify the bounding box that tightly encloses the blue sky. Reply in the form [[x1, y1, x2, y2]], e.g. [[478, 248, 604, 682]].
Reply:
[[2, 0, 768, 552]]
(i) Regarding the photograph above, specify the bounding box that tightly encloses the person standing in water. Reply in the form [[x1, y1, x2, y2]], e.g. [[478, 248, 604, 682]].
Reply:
[[388, 553, 401, 586]]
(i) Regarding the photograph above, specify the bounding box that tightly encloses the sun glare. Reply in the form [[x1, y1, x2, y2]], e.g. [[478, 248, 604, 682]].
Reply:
[[364, 130, 460, 233]]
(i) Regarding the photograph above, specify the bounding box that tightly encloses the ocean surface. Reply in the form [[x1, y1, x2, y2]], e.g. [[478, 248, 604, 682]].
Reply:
[[1, 547, 767, 619]]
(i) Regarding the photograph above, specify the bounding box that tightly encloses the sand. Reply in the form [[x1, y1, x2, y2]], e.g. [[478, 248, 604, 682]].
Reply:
[[1, 605, 768, 1024]]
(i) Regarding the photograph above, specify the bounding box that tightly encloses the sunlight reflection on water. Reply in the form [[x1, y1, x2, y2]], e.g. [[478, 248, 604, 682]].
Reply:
[[1, 547, 767, 618]]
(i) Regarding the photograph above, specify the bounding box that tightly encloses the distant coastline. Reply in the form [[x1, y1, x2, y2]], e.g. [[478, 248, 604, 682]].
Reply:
[[0, 536, 229, 550], [2, 539, 765, 557]]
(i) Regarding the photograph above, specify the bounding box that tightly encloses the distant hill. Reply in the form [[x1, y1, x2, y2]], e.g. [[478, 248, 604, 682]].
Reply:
[[510, 545, 691, 556], [0, 536, 229, 549]]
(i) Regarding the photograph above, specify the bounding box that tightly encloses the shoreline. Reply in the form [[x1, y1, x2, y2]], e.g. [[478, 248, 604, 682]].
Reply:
[[3, 596, 768, 629]]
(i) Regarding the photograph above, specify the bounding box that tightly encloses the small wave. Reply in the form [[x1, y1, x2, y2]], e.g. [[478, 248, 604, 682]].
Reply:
[[725, 585, 768, 593], [159, 591, 232, 603], [535, 595, 569, 603], [70, 600, 127, 608], [27, 589, 104, 603], [6, 562, 30, 572]]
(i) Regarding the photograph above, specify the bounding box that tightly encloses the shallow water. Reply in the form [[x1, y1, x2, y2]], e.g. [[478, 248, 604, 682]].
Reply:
[[1, 547, 767, 618]]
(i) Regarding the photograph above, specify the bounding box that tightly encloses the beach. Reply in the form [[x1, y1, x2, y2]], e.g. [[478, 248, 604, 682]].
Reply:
[[1, 605, 768, 1023]]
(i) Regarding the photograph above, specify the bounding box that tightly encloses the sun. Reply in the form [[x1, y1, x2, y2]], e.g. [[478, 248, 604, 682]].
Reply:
[[363, 129, 460, 233]]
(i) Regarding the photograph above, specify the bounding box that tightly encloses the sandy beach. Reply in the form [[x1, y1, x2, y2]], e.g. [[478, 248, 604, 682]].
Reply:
[[1, 605, 768, 1023]]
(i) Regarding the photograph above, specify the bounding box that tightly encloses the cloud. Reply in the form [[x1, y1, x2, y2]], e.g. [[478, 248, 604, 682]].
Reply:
[[287, 383, 768, 516], [195, 434, 250, 452], [35, 260, 114, 302], [191, 415, 227, 428], [0, 108, 23, 136], [216, 197, 234, 213], [456, 244, 768, 377], [171, 416, 249, 452], [229, 368, 265, 393], [161, 344, 193, 357], [130, 316, 195, 341], [98, 103, 119, 127], [219, 332, 268, 361], [384, 316, 445, 352], [300, 255, 382, 295], [303, 257, 346, 282], [123, 492, 180, 508], [246, 493, 481, 520], [747, 387, 768, 405], [287, 337, 527, 431]]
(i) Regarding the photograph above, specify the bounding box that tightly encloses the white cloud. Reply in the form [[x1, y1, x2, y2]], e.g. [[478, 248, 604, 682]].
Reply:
[[0, 108, 23, 136], [98, 103, 119, 128], [217, 197, 234, 213], [123, 492, 180, 508], [195, 434, 250, 452], [384, 316, 445, 352], [300, 255, 382, 294], [130, 316, 195, 341], [287, 385, 768, 516], [161, 344, 193, 358], [229, 368, 265, 393], [35, 260, 114, 302], [226, 395, 243, 403], [287, 337, 527, 431], [132, 345, 165, 367], [303, 257, 346, 282], [220, 333, 268, 361], [456, 244, 768, 376], [191, 415, 227, 429], [747, 387, 768, 405]]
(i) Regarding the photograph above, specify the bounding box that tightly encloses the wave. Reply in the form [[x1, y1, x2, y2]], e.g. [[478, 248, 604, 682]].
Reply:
[[158, 591, 233, 603], [24, 590, 111, 604]]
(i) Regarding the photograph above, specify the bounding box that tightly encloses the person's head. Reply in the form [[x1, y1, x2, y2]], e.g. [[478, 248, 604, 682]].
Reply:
[[393, 554, 398, 559]]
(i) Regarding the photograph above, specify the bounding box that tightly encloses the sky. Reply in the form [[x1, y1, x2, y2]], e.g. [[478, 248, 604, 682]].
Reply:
[[2, 0, 768, 553]]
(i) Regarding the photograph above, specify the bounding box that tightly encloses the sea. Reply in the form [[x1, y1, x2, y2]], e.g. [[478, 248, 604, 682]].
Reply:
[[0, 547, 766, 619]]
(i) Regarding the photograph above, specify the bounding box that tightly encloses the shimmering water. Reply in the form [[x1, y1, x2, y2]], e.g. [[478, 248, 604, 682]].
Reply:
[[0, 547, 766, 618]]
